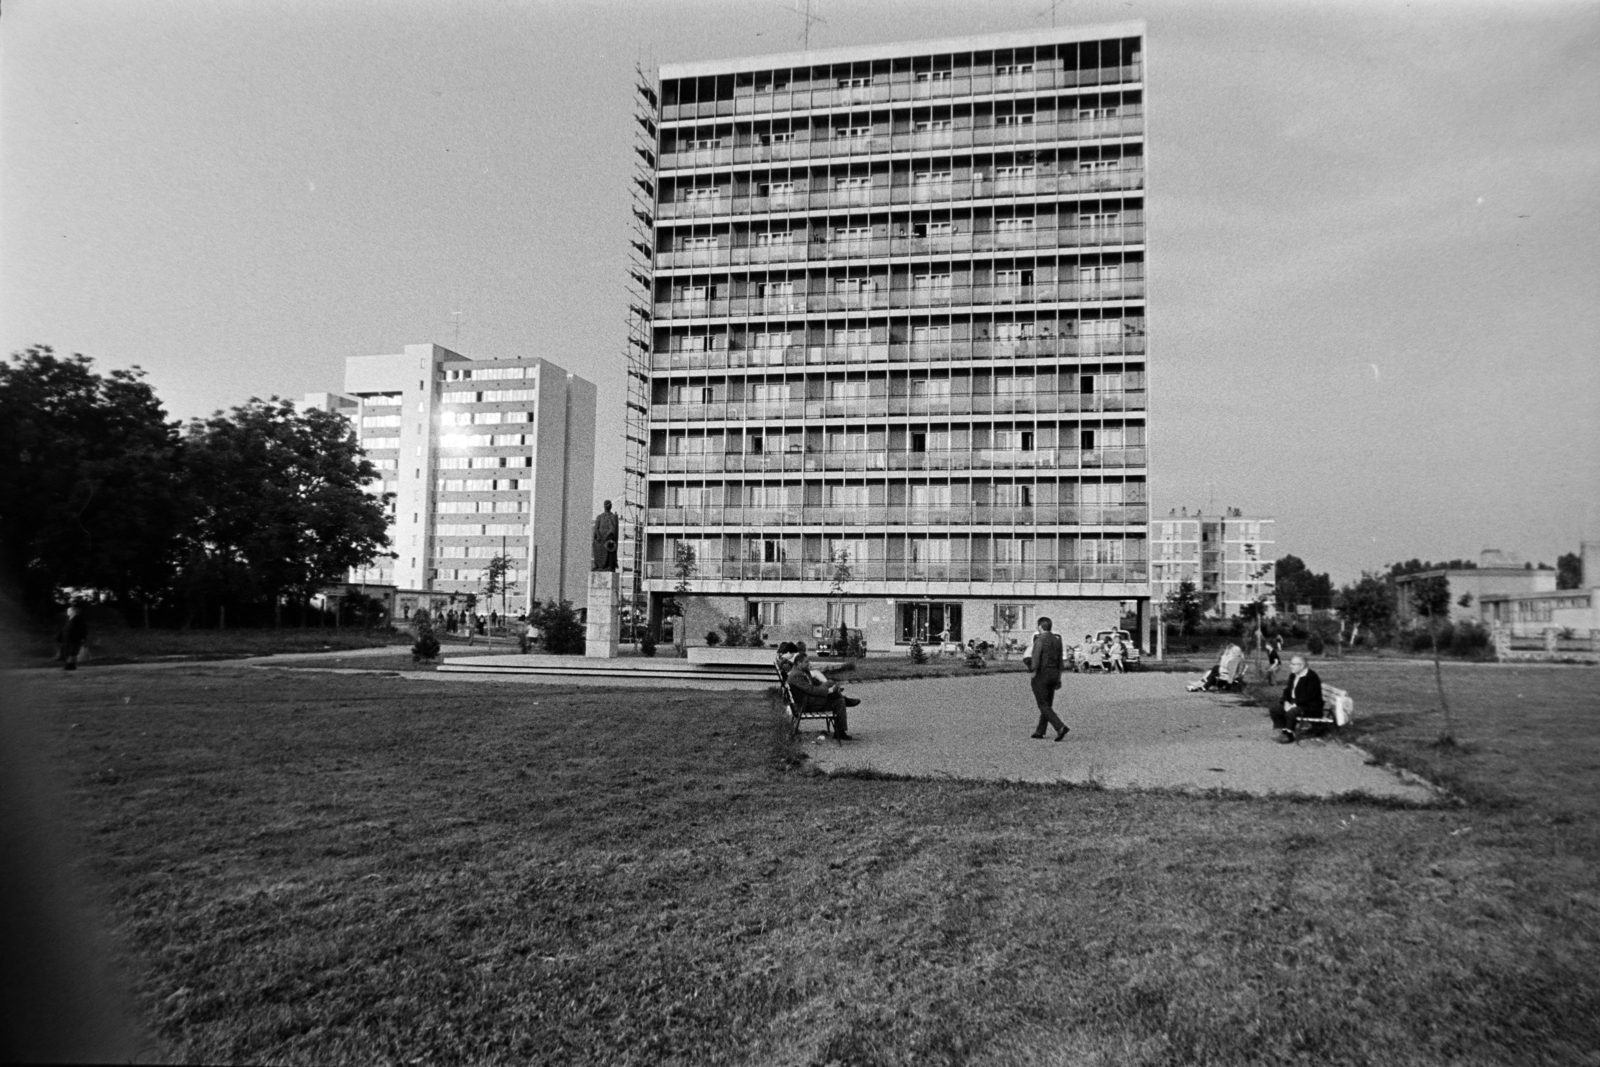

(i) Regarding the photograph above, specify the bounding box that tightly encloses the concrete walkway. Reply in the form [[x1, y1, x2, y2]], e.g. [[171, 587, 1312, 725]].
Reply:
[[809, 671, 1440, 801]]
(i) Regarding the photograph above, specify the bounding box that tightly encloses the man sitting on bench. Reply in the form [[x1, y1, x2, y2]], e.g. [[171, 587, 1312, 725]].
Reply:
[[785, 644, 860, 740], [1272, 654, 1323, 744]]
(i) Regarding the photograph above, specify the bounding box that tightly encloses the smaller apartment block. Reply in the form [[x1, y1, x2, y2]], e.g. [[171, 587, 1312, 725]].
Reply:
[[1150, 509, 1275, 618], [340, 344, 596, 611]]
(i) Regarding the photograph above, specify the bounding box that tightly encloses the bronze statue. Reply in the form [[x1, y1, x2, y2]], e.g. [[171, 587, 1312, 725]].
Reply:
[[592, 500, 619, 571]]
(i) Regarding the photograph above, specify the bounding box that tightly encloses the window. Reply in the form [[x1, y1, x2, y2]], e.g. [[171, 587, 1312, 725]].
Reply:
[[912, 272, 952, 289], [362, 415, 401, 428], [995, 322, 1036, 341], [914, 119, 952, 133], [1079, 158, 1119, 173], [756, 229, 792, 246], [898, 601, 961, 643], [1079, 212, 1118, 228], [1078, 106, 1119, 120], [913, 170, 953, 186], [827, 379, 870, 399], [914, 70, 952, 83], [676, 335, 707, 352], [1080, 264, 1122, 284], [909, 484, 951, 506], [909, 378, 951, 398], [759, 130, 794, 146], [995, 375, 1035, 395], [749, 600, 785, 626], [996, 269, 1034, 289], [1080, 428, 1096, 450], [683, 234, 717, 250], [995, 165, 1037, 180], [689, 137, 720, 151], [834, 277, 872, 294], [677, 285, 708, 302], [827, 484, 869, 506], [911, 324, 952, 343], [833, 328, 871, 346], [996, 63, 1034, 75], [996, 113, 1035, 127], [996, 429, 1035, 451], [995, 483, 1034, 505], [996, 217, 1036, 233], [833, 126, 872, 139], [683, 185, 723, 201], [993, 603, 1034, 632], [758, 280, 795, 297], [761, 539, 786, 563], [753, 331, 792, 349], [837, 76, 871, 89], [833, 226, 872, 246], [758, 181, 797, 202], [827, 602, 864, 629]]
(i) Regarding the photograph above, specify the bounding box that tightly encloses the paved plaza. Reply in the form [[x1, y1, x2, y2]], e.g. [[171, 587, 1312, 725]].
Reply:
[[809, 670, 1440, 801]]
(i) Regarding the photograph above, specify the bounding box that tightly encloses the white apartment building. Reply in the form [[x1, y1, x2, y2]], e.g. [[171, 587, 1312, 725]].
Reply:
[[637, 22, 1153, 651], [340, 344, 596, 612], [1150, 509, 1276, 618]]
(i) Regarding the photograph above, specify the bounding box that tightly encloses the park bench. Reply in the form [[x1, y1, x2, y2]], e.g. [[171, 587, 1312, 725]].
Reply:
[[775, 663, 837, 740], [1295, 685, 1354, 734]]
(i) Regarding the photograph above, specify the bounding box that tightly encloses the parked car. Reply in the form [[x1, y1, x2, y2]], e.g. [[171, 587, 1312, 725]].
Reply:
[[1094, 628, 1141, 668]]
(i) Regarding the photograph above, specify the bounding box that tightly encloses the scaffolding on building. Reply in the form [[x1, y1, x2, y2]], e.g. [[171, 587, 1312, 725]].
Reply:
[[620, 62, 658, 642]]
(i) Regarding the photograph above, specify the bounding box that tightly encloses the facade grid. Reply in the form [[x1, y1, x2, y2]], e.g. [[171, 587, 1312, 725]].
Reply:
[[641, 22, 1153, 650]]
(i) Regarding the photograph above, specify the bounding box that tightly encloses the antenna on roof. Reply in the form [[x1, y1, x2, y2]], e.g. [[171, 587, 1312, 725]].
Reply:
[[450, 310, 464, 347], [776, 0, 825, 50]]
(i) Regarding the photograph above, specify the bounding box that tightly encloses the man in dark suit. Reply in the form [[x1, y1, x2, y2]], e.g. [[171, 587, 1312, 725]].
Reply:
[[786, 647, 859, 740], [1024, 617, 1070, 741], [1272, 654, 1323, 744]]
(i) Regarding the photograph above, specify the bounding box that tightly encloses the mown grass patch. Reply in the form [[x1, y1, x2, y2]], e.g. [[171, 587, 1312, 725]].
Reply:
[[18, 661, 1600, 1064], [17, 625, 407, 667]]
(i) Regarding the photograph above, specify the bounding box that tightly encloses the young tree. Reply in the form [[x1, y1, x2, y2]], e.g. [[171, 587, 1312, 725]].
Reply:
[[483, 555, 512, 647], [183, 398, 389, 626], [670, 542, 697, 649], [1165, 580, 1203, 636], [828, 547, 853, 650], [0, 347, 187, 614], [1410, 573, 1455, 741]]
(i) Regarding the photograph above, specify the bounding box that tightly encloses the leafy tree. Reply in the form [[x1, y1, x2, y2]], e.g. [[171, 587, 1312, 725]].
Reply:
[[1165, 580, 1203, 636], [0, 346, 186, 613], [182, 397, 389, 626], [1557, 552, 1582, 590], [530, 598, 583, 654], [483, 555, 512, 645], [1272, 555, 1334, 614], [1335, 574, 1394, 648]]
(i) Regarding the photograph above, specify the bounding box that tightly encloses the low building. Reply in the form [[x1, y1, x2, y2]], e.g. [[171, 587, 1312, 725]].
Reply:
[[1393, 549, 1557, 626], [1480, 542, 1599, 636]]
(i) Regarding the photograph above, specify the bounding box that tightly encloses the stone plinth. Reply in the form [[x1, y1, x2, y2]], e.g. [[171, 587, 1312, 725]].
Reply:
[[586, 570, 620, 658]]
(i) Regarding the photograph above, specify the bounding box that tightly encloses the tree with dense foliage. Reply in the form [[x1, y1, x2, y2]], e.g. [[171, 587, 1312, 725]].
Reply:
[[529, 598, 584, 654], [1272, 555, 1334, 614], [0, 346, 187, 613], [1335, 573, 1395, 647], [183, 398, 389, 626], [1165, 580, 1204, 636], [1557, 552, 1583, 590]]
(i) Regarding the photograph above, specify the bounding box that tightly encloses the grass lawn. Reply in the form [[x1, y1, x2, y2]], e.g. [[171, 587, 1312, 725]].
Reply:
[[16, 660, 1600, 1065], [18, 625, 409, 667]]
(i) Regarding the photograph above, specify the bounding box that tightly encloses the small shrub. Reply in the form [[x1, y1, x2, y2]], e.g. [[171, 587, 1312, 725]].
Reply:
[[704, 631, 722, 647], [640, 635, 657, 657], [1454, 620, 1491, 656], [908, 640, 928, 664], [1307, 634, 1325, 655], [843, 629, 867, 659], [411, 614, 440, 662], [531, 599, 584, 655]]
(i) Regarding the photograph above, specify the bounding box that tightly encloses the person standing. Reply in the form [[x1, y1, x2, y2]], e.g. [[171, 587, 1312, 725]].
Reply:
[[1272, 654, 1323, 744], [56, 603, 88, 671], [1265, 635, 1284, 684], [1024, 617, 1070, 741]]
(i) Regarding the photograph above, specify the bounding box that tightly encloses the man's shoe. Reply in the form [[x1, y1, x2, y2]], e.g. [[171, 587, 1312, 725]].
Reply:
[[1054, 726, 1070, 742], [1276, 730, 1296, 744], [844, 696, 862, 707], [1030, 732, 1046, 739], [834, 732, 853, 741]]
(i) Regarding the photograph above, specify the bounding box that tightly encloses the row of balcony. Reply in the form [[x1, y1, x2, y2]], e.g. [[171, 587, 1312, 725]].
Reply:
[[658, 172, 1143, 221], [659, 65, 1144, 121], [659, 118, 1144, 172], [647, 504, 1149, 527], [653, 281, 1144, 320], [651, 391, 1146, 421], [641, 560, 1148, 583], [657, 224, 1145, 269], [650, 337, 1147, 370], [650, 447, 1149, 474]]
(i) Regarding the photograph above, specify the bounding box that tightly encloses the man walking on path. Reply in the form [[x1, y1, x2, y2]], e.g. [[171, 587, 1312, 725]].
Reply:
[[56, 602, 88, 671], [1024, 617, 1070, 741]]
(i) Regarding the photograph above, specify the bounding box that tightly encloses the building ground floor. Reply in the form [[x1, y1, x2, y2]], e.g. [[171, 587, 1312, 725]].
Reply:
[[654, 591, 1149, 656]]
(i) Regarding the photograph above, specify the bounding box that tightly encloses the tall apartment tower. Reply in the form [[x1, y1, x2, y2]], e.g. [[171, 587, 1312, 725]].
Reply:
[[343, 344, 596, 612], [638, 23, 1151, 650]]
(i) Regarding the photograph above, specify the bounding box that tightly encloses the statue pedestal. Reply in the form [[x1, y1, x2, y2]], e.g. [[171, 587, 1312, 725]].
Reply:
[[586, 571, 620, 658]]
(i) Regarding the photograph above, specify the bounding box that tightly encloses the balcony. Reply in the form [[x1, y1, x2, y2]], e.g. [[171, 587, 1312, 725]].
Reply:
[[654, 166, 1145, 220], [641, 559, 1150, 584], [648, 504, 1150, 527], [652, 278, 1147, 320], [647, 447, 1149, 475], [655, 222, 1146, 270], [657, 63, 1145, 123], [648, 335, 1148, 372], [651, 390, 1148, 423]]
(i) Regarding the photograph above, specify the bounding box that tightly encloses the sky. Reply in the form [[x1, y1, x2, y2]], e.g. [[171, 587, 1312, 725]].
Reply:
[[4, 0, 1596, 585]]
